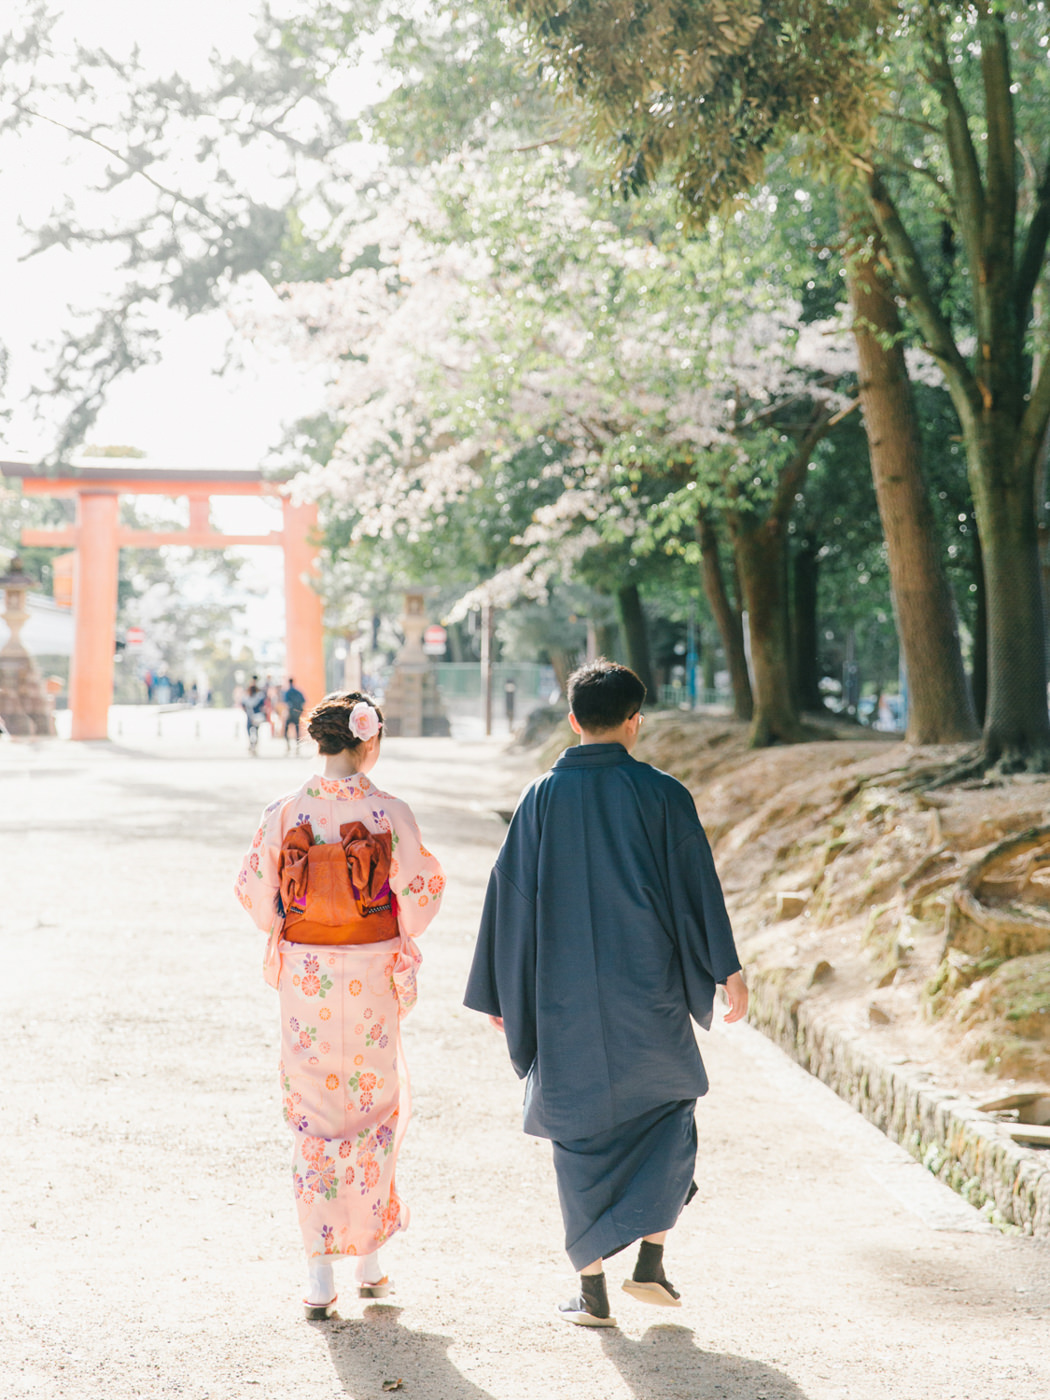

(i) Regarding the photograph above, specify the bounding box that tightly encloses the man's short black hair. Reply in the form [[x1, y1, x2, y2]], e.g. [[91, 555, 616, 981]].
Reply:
[[567, 658, 646, 733]]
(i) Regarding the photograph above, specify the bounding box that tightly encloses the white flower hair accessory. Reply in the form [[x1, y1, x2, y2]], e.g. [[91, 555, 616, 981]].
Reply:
[[348, 700, 382, 741]]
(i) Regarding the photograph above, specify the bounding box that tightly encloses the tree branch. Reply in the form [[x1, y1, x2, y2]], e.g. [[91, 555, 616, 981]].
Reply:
[[883, 112, 943, 140], [1016, 351, 1050, 480], [875, 150, 952, 206], [768, 404, 836, 526], [1016, 154, 1050, 324], [923, 15, 986, 273], [502, 136, 566, 154], [737, 393, 810, 432], [12, 100, 219, 225], [826, 396, 862, 428], [977, 5, 1016, 260], [867, 171, 979, 422]]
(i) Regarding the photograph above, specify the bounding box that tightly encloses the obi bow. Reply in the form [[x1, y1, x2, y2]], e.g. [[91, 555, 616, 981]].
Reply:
[[275, 820, 313, 919], [339, 821, 392, 906]]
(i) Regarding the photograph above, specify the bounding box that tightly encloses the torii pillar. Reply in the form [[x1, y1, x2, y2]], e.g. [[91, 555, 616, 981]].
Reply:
[[282, 498, 327, 712], [69, 490, 121, 741]]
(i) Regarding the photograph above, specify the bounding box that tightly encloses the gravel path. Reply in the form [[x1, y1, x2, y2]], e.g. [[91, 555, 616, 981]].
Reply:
[[2, 730, 1048, 1400]]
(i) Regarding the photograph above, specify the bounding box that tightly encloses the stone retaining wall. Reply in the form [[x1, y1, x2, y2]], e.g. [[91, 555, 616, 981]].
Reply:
[[748, 972, 1050, 1237]]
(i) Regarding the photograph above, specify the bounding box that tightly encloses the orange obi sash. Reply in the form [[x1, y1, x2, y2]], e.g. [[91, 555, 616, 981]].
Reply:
[[277, 820, 398, 945]]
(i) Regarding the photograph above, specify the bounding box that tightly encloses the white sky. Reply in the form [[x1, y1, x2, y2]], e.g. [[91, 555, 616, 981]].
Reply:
[[0, 0, 390, 469], [0, 1, 342, 474], [0, 1, 384, 646]]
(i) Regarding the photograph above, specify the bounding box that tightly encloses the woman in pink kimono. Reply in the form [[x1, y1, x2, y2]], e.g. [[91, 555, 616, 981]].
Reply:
[[235, 690, 444, 1318]]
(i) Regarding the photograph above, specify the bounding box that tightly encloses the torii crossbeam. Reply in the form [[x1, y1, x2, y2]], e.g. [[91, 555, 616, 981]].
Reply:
[[2, 463, 326, 740]]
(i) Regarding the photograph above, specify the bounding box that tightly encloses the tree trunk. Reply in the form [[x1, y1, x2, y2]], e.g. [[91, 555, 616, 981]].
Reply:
[[696, 511, 752, 721], [547, 648, 577, 698], [792, 541, 824, 712], [730, 517, 803, 746], [968, 423, 1050, 764], [615, 582, 655, 697], [721, 403, 836, 746], [446, 622, 467, 663], [595, 620, 621, 661], [701, 628, 716, 693], [844, 227, 979, 744]]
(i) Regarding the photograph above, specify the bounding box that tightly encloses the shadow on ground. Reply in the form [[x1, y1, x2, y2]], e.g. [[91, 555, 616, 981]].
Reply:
[[314, 1308, 810, 1400], [313, 1304, 496, 1400], [601, 1323, 811, 1400]]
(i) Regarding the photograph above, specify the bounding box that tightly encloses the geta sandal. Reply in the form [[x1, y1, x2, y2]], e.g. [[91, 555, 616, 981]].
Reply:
[[621, 1278, 682, 1307], [303, 1295, 338, 1320]]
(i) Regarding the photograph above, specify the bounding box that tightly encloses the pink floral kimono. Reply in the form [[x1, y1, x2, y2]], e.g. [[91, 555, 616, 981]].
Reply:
[[235, 771, 444, 1260]]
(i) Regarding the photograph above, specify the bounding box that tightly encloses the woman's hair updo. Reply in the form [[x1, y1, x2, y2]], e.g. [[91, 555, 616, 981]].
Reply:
[[306, 691, 385, 755]]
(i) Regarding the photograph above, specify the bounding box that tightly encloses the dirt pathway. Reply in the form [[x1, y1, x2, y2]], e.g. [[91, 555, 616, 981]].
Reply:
[[1, 732, 1047, 1400]]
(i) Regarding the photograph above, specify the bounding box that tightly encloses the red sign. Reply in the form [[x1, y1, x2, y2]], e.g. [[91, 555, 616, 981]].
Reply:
[[423, 623, 447, 656], [125, 627, 146, 647]]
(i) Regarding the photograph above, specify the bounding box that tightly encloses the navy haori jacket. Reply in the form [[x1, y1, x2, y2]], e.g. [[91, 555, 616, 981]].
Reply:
[[464, 742, 742, 1142]]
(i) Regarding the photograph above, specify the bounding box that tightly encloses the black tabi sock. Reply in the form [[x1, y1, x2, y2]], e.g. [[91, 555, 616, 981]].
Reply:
[[579, 1272, 611, 1318], [633, 1240, 668, 1284]]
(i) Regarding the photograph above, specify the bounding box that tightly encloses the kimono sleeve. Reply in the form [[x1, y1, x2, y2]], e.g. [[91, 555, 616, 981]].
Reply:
[[234, 799, 284, 932], [463, 861, 537, 1081], [668, 824, 742, 1030], [389, 802, 445, 937]]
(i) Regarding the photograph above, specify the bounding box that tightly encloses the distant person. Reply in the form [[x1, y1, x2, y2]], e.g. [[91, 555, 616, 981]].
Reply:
[[504, 679, 517, 730], [242, 682, 267, 755], [283, 678, 306, 753], [465, 658, 747, 1327], [263, 673, 278, 736], [144, 669, 154, 703], [189, 683, 200, 706], [234, 691, 445, 1318], [173, 678, 185, 702]]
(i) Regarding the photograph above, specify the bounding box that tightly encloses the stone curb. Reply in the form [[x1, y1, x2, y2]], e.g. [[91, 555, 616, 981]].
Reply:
[[748, 973, 1050, 1236]]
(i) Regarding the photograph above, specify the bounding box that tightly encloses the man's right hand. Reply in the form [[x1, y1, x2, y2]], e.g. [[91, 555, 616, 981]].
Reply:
[[722, 972, 748, 1023], [488, 1015, 505, 1031]]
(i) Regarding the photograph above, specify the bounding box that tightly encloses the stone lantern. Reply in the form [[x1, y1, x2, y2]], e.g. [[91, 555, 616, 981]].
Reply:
[[0, 556, 56, 737], [381, 587, 450, 738]]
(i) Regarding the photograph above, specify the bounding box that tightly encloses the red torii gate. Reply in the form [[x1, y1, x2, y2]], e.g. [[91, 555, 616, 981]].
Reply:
[[2, 463, 326, 740]]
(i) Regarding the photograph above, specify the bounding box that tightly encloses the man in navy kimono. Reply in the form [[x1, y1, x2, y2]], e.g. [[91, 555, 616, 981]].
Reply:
[[465, 658, 747, 1327]]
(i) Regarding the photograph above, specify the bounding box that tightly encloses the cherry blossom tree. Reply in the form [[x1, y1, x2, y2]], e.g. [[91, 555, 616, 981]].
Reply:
[[254, 151, 856, 742]]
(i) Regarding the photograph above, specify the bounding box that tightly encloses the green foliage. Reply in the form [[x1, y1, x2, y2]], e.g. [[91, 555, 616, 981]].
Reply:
[[509, 0, 891, 215]]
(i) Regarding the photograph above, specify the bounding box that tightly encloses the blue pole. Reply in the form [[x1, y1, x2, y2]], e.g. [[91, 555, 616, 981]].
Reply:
[[686, 603, 698, 707]]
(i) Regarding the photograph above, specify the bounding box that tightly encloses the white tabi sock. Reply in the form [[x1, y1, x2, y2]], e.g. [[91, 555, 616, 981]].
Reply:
[[354, 1250, 385, 1285], [305, 1258, 335, 1305]]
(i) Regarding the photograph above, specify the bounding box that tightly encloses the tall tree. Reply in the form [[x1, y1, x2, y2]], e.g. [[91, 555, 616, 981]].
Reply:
[[844, 220, 978, 743], [723, 401, 843, 744], [863, 5, 1050, 766], [696, 508, 752, 721]]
